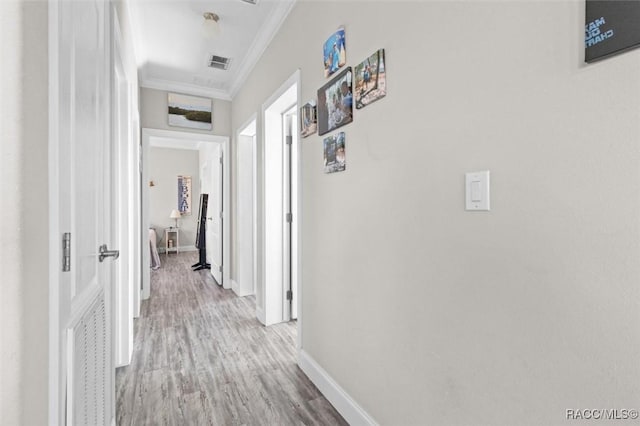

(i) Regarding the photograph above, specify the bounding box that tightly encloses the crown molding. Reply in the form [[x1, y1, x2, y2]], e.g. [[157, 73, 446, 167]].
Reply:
[[135, 0, 296, 101], [139, 76, 232, 101], [228, 0, 297, 98]]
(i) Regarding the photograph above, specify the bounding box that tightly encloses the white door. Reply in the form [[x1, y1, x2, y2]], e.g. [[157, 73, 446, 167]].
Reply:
[[208, 145, 224, 284], [52, 1, 115, 425]]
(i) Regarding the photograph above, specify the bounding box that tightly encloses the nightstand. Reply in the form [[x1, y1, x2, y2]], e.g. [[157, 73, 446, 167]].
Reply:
[[165, 228, 179, 255]]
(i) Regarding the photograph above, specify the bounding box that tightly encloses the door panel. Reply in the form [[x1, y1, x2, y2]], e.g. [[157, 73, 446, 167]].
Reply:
[[55, 1, 113, 424]]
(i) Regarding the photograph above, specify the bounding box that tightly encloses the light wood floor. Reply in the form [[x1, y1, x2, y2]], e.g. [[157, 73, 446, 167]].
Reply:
[[116, 252, 347, 426]]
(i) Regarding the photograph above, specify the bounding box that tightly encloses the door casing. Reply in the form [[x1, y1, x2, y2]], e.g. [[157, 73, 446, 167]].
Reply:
[[140, 128, 230, 298]]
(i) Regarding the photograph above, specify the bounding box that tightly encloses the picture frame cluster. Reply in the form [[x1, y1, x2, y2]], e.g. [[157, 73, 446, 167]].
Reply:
[[300, 26, 387, 174]]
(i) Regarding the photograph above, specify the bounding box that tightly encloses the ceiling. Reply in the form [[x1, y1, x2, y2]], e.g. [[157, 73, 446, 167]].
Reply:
[[130, 0, 296, 100]]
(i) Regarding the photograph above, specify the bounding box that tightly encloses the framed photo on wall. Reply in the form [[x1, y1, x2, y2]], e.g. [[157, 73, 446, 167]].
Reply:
[[586, 0, 640, 62], [323, 132, 346, 174], [323, 27, 346, 78], [300, 100, 318, 138], [354, 49, 387, 109], [168, 93, 212, 130], [317, 67, 353, 136]]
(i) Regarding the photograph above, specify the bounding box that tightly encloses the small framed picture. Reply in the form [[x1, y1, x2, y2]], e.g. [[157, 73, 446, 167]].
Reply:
[[323, 27, 346, 78], [317, 67, 353, 136], [300, 100, 318, 138], [354, 49, 387, 109], [323, 132, 346, 174], [168, 93, 212, 130]]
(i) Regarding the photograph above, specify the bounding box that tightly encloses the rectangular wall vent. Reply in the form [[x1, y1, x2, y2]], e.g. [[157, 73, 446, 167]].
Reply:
[[239, 0, 258, 4], [208, 55, 232, 70]]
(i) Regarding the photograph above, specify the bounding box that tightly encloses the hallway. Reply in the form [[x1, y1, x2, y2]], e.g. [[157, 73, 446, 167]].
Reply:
[[115, 252, 346, 425]]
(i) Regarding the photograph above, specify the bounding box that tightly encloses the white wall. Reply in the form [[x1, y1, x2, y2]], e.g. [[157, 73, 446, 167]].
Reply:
[[0, 2, 49, 424], [148, 147, 200, 249], [232, 1, 640, 424]]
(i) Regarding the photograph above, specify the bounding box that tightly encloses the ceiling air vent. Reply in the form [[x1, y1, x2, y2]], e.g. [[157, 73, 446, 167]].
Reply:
[[239, 0, 258, 4], [208, 55, 232, 70]]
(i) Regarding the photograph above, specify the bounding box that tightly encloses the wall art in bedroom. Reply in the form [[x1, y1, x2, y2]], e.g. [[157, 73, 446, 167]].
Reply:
[[300, 100, 318, 138], [586, 0, 640, 62], [317, 67, 353, 136], [354, 48, 386, 109], [323, 132, 346, 174], [168, 93, 212, 130], [323, 26, 346, 78], [177, 175, 192, 215]]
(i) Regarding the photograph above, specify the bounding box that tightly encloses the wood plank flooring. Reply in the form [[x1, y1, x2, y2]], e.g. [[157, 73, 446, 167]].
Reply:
[[116, 252, 347, 426]]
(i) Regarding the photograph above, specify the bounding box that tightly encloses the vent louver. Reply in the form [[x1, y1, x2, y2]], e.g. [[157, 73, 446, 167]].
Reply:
[[240, 0, 258, 4], [208, 54, 232, 70]]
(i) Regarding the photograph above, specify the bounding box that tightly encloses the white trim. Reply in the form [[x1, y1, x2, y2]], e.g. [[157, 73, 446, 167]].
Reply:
[[141, 128, 230, 299], [48, 1, 61, 423], [144, 127, 227, 142], [124, 0, 143, 68], [112, 5, 134, 371], [231, 279, 239, 295], [228, 0, 297, 98], [235, 114, 258, 301], [222, 140, 231, 290], [294, 77, 302, 349], [140, 75, 232, 101], [298, 350, 378, 426], [259, 70, 300, 327], [256, 306, 266, 326], [132, 1, 296, 101]]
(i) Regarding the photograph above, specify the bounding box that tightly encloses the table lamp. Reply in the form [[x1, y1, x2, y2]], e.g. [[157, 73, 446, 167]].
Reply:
[[170, 209, 181, 228]]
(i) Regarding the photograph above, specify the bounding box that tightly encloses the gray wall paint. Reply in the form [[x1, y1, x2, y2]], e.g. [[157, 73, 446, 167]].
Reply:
[[149, 148, 201, 249], [0, 1, 49, 424], [140, 87, 232, 137], [232, 1, 640, 424]]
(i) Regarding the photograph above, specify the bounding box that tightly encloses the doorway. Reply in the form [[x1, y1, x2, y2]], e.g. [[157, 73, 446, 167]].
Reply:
[[140, 129, 230, 299], [260, 71, 301, 329]]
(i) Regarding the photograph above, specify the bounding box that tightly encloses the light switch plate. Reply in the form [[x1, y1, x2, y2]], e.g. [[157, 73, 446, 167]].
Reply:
[[465, 171, 490, 211]]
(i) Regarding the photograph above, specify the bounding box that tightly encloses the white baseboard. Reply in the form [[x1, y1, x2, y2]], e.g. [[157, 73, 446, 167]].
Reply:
[[256, 306, 266, 325], [231, 279, 255, 297], [298, 350, 378, 426]]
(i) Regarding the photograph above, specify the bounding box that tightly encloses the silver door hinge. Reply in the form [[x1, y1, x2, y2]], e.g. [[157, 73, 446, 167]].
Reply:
[[220, 211, 223, 219], [286, 213, 292, 223], [286, 290, 292, 301], [219, 265, 223, 273], [285, 136, 292, 145], [62, 233, 71, 272], [220, 156, 223, 164]]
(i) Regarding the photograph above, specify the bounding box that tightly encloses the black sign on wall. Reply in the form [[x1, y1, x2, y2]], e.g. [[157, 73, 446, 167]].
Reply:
[[585, 0, 640, 62]]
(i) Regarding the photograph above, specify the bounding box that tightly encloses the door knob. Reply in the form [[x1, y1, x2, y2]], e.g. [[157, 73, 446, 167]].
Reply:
[[99, 244, 120, 262]]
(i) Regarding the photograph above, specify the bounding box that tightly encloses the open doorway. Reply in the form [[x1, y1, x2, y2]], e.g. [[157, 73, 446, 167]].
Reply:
[[260, 71, 300, 330], [140, 129, 230, 301]]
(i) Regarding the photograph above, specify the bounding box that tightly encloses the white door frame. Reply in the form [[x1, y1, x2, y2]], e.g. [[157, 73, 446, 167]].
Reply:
[[234, 114, 257, 298], [258, 70, 303, 349], [112, 9, 135, 368], [141, 128, 230, 299]]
